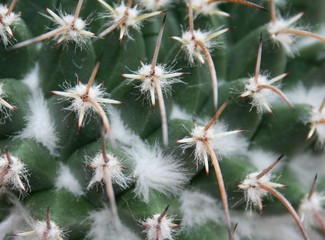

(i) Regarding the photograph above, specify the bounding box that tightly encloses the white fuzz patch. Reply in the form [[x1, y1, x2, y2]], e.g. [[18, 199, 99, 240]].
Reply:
[[0, 4, 20, 46], [126, 141, 189, 203], [45, 9, 94, 48], [142, 212, 177, 240], [110, 107, 140, 146], [6, 196, 66, 239], [286, 84, 325, 147], [268, 13, 303, 55], [138, 0, 172, 10], [297, 25, 325, 49], [178, 121, 247, 171], [87, 207, 140, 240], [238, 171, 285, 211], [86, 152, 128, 190], [0, 153, 29, 194], [180, 190, 222, 229], [18, 66, 59, 155], [288, 152, 325, 189], [248, 150, 282, 171], [274, 0, 286, 7], [170, 104, 192, 120], [192, 0, 221, 16], [22, 64, 40, 91], [232, 211, 255, 239], [18, 90, 59, 155], [242, 75, 280, 113], [0, 211, 26, 239], [0, 195, 34, 239], [232, 212, 303, 240], [55, 164, 83, 196], [286, 83, 325, 108], [299, 192, 325, 228]]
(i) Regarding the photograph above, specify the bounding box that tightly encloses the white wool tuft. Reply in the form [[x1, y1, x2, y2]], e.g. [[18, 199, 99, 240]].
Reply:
[[0, 195, 41, 239], [232, 211, 255, 239], [17, 90, 59, 155], [110, 107, 141, 145], [297, 25, 325, 49], [286, 83, 325, 108], [11, 204, 65, 239], [299, 191, 325, 229], [0, 212, 26, 239], [180, 190, 222, 229], [86, 207, 140, 240], [21, 64, 39, 90], [170, 104, 193, 120], [274, 0, 286, 7], [126, 140, 189, 203], [192, 0, 219, 15], [18, 66, 59, 155], [288, 151, 325, 189], [55, 164, 83, 196], [232, 212, 304, 240], [138, 0, 172, 10], [247, 150, 283, 171]]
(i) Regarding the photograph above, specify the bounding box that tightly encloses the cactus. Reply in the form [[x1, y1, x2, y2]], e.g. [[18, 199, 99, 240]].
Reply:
[[0, 0, 325, 239]]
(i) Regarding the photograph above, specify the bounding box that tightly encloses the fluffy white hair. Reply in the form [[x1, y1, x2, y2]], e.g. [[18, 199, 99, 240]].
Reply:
[[55, 164, 83, 196], [125, 140, 189, 203], [233, 212, 304, 240], [18, 65, 59, 155], [180, 190, 223, 230], [86, 207, 140, 240]]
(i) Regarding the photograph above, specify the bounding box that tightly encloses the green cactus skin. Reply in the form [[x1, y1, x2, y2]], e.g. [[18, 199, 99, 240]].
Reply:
[[0, 0, 325, 240]]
